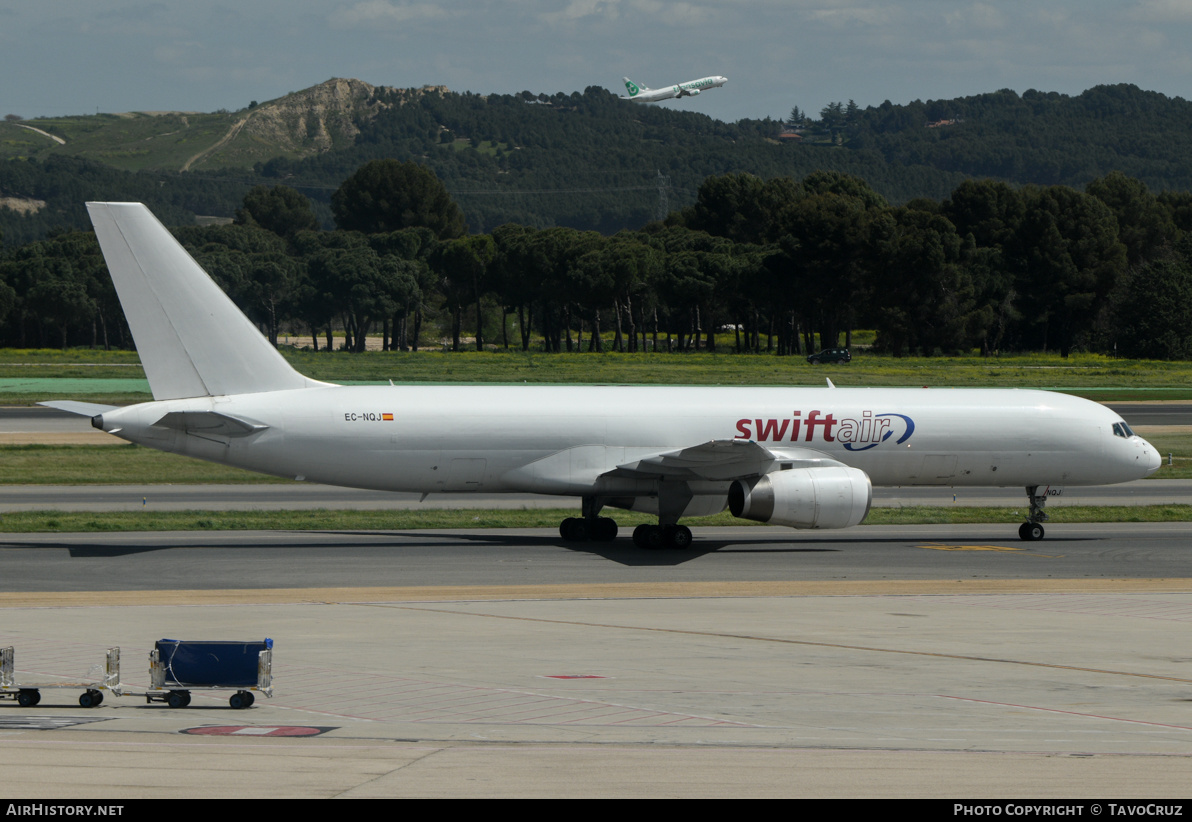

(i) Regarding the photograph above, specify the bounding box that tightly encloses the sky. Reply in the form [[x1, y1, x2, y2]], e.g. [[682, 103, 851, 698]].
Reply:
[[3, 1, 1192, 124]]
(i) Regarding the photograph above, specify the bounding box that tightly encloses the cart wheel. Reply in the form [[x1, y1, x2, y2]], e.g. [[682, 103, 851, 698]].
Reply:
[[93, 690, 104, 706], [229, 692, 246, 709], [17, 689, 38, 708], [78, 691, 96, 708], [181, 692, 191, 707], [243, 691, 255, 707], [167, 691, 187, 708]]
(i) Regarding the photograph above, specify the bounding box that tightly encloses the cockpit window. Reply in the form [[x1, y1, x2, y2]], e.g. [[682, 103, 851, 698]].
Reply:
[[1112, 422, 1135, 438]]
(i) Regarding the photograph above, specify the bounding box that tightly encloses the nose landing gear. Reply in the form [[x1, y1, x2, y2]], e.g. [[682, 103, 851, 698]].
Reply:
[[1018, 486, 1049, 541]]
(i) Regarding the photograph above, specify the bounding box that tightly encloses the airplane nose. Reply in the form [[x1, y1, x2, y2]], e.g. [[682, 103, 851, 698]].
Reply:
[[1142, 441, 1162, 476]]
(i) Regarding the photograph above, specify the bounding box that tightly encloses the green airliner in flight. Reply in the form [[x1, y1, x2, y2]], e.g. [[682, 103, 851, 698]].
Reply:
[[621, 74, 727, 102]]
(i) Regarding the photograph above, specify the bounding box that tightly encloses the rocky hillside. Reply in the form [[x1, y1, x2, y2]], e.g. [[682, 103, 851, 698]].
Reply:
[[0, 78, 451, 173], [194, 78, 385, 170]]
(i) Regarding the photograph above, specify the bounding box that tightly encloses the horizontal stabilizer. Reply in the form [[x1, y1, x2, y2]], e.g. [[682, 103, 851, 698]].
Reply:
[[39, 400, 119, 418]]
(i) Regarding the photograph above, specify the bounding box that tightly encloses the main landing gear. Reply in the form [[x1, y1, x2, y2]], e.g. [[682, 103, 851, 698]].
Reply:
[[631, 524, 693, 550], [559, 496, 618, 543], [1018, 485, 1049, 541], [557, 497, 694, 549], [559, 516, 618, 542]]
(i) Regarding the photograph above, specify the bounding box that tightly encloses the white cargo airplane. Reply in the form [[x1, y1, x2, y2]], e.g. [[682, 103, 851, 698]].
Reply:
[[621, 75, 727, 103], [45, 203, 1161, 549]]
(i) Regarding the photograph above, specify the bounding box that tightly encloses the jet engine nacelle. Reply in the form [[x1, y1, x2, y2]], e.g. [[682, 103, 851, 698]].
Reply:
[[728, 466, 873, 530]]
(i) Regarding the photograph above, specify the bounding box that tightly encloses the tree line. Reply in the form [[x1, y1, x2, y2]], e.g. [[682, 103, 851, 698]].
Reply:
[[3, 159, 1192, 360], [7, 83, 1192, 249]]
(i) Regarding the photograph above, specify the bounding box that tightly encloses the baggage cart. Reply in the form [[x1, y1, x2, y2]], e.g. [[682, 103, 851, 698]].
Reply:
[[145, 639, 273, 709], [0, 646, 121, 708]]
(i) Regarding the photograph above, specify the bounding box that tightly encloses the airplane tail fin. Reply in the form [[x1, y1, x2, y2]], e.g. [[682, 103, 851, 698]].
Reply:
[[623, 77, 643, 97], [87, 202, 322, 401]]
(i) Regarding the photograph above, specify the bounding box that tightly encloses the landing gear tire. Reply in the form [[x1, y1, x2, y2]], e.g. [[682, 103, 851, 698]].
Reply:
[[562, 517, 618, 542], [1018, 522, 1045, 541], [560, 517, 587, 541], [632, 524, 693, 549], [632, 524, 653, 548], [592, 517, 618, 542], [637, 525, 667, 549], [665, 525, 693, 550]]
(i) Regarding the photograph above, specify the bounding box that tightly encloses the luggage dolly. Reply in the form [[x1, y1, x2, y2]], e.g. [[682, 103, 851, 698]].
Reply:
[[0, 646, 122, 708], [143, 640, 273, 710]]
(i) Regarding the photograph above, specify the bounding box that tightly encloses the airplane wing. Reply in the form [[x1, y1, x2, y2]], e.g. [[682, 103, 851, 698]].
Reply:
[[601, 439, 844, 482]]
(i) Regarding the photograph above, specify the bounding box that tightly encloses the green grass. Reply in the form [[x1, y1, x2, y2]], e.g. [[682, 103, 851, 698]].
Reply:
[[283, 348, 1192, 393], [0, 444, 292, 485], [6, 347, 1192, 402], [1139, 433, 1192, 478], [1, 505, 1188, 533], [0, 112, 243, 171]]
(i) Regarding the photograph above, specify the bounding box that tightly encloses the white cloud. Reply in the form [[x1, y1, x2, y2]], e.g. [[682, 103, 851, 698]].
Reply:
[[1132, 0, 1192, 23], [804, 5, 896, 27], [538, 0, 721, 27], [942, 3, 1006, 31], [332, 1, 452, 28]]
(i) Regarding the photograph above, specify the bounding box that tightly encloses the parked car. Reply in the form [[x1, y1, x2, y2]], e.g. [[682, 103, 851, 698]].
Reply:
[[807, 347, 851, 364]]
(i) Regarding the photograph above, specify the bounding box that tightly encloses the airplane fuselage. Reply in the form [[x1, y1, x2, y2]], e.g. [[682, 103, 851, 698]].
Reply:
[[97, 385, 1159, 497]]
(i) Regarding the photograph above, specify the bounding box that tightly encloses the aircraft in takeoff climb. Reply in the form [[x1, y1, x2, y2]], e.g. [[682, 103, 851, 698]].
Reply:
[[45, 203, 1161, 549], [621, 75, 727, 103]]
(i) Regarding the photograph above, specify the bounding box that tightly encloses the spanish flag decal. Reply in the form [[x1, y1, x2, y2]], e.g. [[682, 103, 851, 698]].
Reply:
[[382, 413, 394, 421]]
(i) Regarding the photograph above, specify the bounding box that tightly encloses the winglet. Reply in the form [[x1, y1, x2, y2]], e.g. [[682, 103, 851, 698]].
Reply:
[[826, 378, 836, 388]]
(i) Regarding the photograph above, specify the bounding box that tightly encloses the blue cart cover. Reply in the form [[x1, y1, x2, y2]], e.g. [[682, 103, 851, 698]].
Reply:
[[156, 639, 272, 687]]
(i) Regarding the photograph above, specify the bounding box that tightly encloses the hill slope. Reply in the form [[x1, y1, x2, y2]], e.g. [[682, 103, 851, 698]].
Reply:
[[2, 80, 1191, 243]]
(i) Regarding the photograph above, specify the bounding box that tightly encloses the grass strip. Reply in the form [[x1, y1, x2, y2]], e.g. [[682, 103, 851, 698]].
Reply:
[[7, 349, 1192, 403], [1, 505, 1189, 533], [0, 444, 293, 484]]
